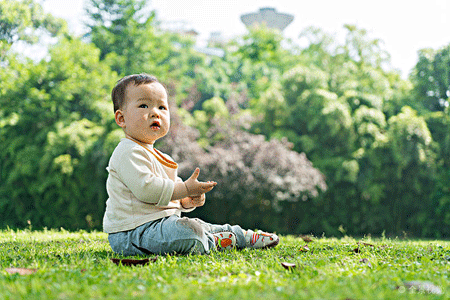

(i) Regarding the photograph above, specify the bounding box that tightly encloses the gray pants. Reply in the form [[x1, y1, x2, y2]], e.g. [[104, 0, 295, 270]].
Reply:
[[108, 215, 246, 256]]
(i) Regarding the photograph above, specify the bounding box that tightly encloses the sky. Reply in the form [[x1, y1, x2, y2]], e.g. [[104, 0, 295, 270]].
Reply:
[[39, 0, 450, 78]]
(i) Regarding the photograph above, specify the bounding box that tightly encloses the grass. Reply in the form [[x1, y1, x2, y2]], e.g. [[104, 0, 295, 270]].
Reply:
[[1, 229, 449, 299]]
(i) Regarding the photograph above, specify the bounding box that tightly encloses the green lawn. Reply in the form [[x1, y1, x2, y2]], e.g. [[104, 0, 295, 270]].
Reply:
[[0, 229, 448, 299]]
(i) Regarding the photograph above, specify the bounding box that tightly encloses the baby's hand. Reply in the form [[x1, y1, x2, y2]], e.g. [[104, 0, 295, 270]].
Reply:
[[184, 168, 216, 196], [181, 194, 205, 209]]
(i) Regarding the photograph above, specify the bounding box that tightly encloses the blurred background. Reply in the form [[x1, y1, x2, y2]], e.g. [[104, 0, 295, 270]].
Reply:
[[1, 0, 450, 238]]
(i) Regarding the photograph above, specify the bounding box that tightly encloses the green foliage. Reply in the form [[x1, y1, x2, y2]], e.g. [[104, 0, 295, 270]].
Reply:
[[411, 45, 450, 112], [85, 0, 206, 84], [2, 0, 450, 238], [228, 25, 296, 101], [423, 110, 450, 237], [242, 24, 442, 237], [235, 24, 291, 67], [0, 36, 118, 229], [360, 107, 436, 235], [85, 0, 152, 60], [354, 105, 387, 149], [86, 0, 166, 76], [387, 107, 432, 170], [0, 0, 66, 58]]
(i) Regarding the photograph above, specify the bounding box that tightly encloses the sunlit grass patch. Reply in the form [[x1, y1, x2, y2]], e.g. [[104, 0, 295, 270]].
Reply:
[[1, 229, 449, 299]]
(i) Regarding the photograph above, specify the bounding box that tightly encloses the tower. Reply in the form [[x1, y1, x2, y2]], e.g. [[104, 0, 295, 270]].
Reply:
[[240, 7, 294, 31]]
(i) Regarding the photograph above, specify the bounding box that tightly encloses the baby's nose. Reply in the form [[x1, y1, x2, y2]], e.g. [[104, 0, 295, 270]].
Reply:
[[150, 108, 160, 117]]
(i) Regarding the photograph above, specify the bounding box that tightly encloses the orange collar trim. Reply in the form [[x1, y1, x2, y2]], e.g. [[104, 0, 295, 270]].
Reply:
[[126, 138, 178, 169]]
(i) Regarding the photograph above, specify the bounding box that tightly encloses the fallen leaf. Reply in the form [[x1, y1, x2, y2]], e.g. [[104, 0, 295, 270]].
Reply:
[[359, 258, 372, 268], [400, 281, 442, 295], [353, 242, 375, 253], [299, 245, 310, 252], [5, 268, 37, 275], [281, 262, 296, 270], [359, 242, 375, 247], [300, 235, 314, 243], [111, 257, 157, 266]]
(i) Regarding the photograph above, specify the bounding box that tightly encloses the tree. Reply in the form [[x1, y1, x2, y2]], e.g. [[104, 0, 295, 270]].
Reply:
[[227, 25, 299, 103], [84, 0, 150, 60], [243, 24, 439, 236], [85, 0, 206, 82], [0, 0, 66, 59], [85, 0, 167, 76], [408, 42, 450, 237], [375, 107, 435, 235], [411, 45, 450, 112], [0, 37, 118, 229]]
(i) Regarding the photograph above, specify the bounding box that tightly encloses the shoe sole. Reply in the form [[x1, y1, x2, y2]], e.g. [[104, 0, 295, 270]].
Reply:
[[262, 237, 280, 249], [214, 232, 237, 250]]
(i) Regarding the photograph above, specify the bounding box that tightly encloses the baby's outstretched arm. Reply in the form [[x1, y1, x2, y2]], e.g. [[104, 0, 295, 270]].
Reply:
[[171, 168, 216, 200]]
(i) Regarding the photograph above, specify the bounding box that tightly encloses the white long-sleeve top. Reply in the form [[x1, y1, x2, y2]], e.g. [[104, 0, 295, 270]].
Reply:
[[103, 138, 194, 233]]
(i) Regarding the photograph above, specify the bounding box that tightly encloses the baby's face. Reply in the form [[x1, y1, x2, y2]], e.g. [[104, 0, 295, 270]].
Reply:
[[116, 82, 170, 145]]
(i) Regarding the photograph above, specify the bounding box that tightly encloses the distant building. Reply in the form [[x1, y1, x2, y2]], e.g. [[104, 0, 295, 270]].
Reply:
[[158, 21, 225, 57], [158, 20, 199, 38], [241, 7, 294, 31], [208, 32, 226, 47]]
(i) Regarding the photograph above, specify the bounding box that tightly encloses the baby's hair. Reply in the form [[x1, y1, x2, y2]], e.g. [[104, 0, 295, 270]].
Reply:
[[112, 73, 158, 112]]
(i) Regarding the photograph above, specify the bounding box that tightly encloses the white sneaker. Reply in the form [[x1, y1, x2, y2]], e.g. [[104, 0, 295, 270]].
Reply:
[[245, 230, 279, 249], [213, 232, 236, 251]]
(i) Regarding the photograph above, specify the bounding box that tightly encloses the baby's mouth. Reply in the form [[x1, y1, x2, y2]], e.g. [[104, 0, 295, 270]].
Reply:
[[150, 121, 161, 129]]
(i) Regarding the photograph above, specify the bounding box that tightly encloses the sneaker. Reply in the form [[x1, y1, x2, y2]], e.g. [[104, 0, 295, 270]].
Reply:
[[245, 230, 279, 249], [213, 232, 236, 251]]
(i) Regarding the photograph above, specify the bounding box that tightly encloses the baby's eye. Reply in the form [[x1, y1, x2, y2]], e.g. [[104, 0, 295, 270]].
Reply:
[[139, 104, 148, 108], [159, 106, 167, 110]]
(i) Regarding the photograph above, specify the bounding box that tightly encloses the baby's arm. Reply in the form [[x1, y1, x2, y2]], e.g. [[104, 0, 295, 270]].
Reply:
[[171, 168, 216, 200]]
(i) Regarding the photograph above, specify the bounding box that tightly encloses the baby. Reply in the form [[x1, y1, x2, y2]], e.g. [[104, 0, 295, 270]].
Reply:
[[103, 73, 279, 255]]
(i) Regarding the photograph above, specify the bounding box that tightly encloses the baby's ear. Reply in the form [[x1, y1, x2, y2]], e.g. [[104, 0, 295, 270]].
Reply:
[[115, 110, 126, 128]]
